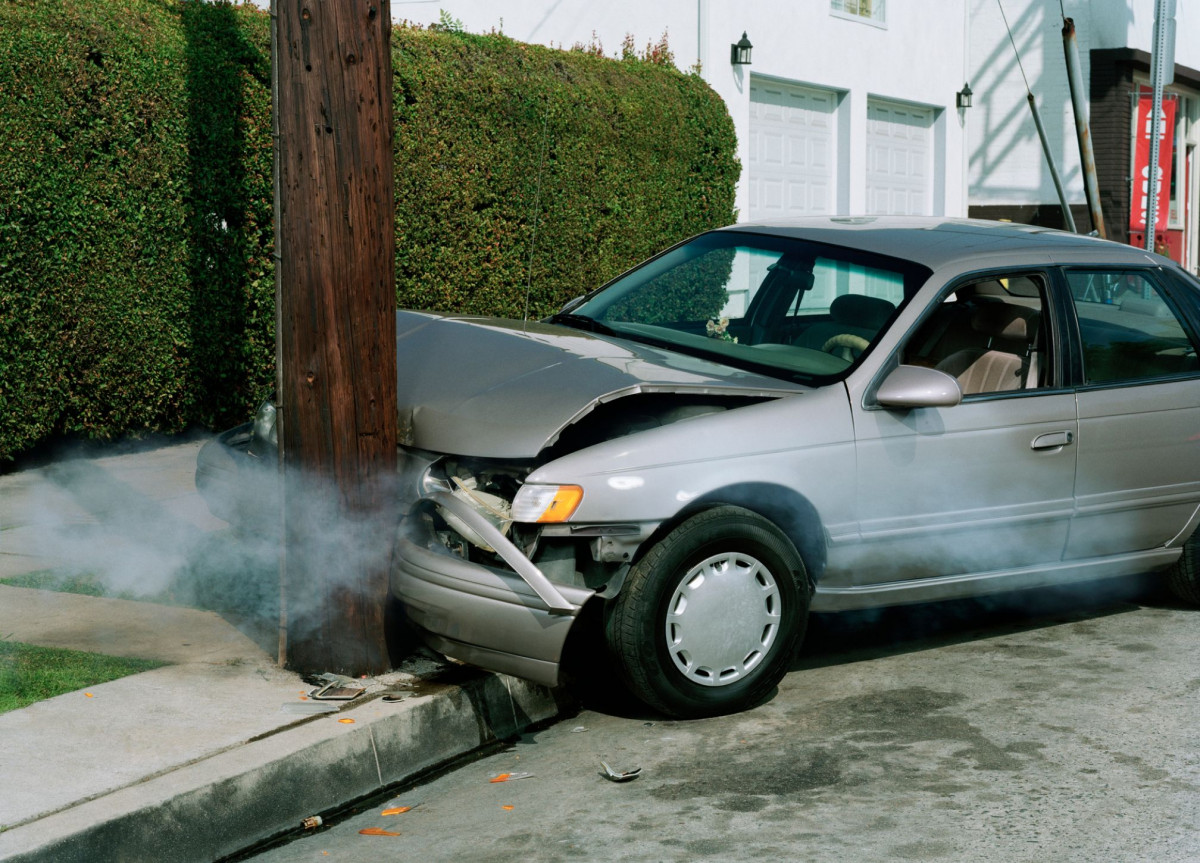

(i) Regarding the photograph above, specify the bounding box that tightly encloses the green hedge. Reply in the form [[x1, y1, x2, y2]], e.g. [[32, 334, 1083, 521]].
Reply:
[[0, 1, 739, 462]]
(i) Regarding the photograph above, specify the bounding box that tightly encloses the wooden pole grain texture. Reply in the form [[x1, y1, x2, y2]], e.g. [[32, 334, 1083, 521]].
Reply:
[[273, 0, 397, 675]]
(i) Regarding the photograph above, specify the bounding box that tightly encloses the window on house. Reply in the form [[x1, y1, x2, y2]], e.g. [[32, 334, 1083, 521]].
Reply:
[[831, 0, 886, 25]]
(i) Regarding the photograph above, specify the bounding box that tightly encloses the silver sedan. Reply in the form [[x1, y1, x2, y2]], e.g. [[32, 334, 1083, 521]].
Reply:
[[208, 217, 1200, 718]]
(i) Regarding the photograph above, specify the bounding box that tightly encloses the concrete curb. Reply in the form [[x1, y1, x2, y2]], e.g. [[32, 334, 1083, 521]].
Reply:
[[0, 673, 575, 863]]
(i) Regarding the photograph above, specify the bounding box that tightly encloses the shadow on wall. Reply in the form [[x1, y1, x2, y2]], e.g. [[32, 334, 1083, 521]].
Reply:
[[969, 0, 1136, 233]]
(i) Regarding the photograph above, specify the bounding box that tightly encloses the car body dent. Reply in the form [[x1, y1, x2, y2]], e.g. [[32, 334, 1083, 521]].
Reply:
[[393, 526, 593, 687], [394, 311, 802, 458], [525, 386, 857, 547]]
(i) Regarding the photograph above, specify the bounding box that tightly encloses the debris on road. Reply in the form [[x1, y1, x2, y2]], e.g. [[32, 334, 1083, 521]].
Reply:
[[381, 804, 419, 816], [599, 760, 642, 783], [301, 815, 323, 830], [359, 827, 401, 837], [310, 680, 365, 701], [489, 771, 534, 783]]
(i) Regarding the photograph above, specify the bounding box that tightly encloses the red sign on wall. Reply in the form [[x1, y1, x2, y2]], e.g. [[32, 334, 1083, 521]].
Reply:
[[1130, 94, 1177, 234]]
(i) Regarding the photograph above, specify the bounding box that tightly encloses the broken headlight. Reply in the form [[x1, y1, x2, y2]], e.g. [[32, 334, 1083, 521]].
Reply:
[[511, 484, 584, 523]]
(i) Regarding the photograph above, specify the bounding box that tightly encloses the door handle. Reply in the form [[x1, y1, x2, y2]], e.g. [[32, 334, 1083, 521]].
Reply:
[[1031, 430, 1074, 450]]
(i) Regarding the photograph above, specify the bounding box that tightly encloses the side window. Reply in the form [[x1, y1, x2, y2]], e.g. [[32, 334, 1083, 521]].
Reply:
[[1065, 270, 1199, 385], [903, 275, 1047, 396]]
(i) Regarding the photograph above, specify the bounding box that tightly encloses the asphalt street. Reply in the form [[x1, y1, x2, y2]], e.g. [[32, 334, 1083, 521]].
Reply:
[[242, 574, 1199, 863]]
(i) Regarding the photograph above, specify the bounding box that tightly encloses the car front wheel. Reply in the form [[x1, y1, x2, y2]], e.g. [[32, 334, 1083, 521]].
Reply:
[[603, 506, 810, 718]]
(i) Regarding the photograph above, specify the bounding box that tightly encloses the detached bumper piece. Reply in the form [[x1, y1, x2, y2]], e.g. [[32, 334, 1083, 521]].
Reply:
[[392, 492, 593, 688]]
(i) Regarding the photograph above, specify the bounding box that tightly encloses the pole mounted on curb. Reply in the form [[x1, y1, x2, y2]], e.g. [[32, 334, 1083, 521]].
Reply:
[[271, 0, 398, 675]]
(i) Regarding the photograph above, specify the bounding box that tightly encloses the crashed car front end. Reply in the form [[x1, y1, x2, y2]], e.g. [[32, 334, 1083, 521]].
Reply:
[[385, 310, 800, 687], [392, 451, 604, 687]]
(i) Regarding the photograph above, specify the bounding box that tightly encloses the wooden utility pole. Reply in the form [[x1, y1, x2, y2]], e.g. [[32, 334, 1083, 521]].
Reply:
[[273, 0, 397, 675]]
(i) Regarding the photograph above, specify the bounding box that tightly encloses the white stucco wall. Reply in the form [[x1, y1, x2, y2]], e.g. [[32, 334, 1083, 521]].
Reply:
[[969, 0, 1199, 209]]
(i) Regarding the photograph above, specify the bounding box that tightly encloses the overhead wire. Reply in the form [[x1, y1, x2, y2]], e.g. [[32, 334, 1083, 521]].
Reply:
[[996, 0, 1032, 94]]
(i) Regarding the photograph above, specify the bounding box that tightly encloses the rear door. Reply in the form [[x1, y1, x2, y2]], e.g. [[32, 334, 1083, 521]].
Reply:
[[1061, 268, 1200, 558]]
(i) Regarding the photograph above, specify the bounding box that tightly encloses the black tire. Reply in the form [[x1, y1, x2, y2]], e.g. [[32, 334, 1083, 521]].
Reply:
[[603, 505, 811, 718], [1166, 534, 1200, 605]]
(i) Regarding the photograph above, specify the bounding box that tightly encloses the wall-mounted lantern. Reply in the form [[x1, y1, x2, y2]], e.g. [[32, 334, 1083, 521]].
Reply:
[[956, 82, 974, 109], [730, 32, 753, 66]]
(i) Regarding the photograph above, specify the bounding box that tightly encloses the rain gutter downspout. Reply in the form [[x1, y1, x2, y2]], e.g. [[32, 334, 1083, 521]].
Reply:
[[1062, 17, 1107, 238]]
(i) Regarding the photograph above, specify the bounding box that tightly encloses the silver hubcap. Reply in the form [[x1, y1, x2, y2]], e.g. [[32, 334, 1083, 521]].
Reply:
[[664, 551, 782, 687]]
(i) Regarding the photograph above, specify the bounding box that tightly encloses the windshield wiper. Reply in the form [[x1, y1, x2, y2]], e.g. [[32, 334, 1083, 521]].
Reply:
[[548, 312, 617, 336]]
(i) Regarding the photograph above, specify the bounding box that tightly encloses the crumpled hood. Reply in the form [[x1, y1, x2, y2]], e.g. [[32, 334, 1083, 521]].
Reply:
[[395, 311, 803, 458]]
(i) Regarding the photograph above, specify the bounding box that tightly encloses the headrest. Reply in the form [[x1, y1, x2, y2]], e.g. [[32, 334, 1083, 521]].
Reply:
[[830, 294, 895, 328], [970, 304, 1035, 342], [1119, 294, 1170, 318]]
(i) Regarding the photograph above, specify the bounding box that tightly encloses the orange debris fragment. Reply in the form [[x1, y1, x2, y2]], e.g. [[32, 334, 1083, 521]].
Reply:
[[381, 806, 412, 816], [359, 827, 401, 837], [489, 771, 532, 783], [501, 805, 515, 811], [338, 718, 355, 724]]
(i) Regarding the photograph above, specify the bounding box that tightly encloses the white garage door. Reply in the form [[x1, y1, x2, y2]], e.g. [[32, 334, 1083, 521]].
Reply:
[[749, 80, 837, 220], [866, 99, 934, 215]]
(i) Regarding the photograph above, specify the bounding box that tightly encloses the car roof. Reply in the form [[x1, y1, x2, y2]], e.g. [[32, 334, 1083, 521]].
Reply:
[[721, 217, 1168, 272]]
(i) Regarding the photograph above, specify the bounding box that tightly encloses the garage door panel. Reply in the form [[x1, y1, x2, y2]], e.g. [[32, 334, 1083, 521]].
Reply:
[[751, 79, 837, 220], [867, 99, 934, 216], [762, 132, 783, 166]]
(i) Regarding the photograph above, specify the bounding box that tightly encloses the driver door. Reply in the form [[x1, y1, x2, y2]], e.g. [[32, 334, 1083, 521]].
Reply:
[[840, 272, 1078, 584]]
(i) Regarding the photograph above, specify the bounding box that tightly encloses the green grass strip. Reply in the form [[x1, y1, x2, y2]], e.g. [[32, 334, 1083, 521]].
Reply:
[[1, 570, 111, 597], [0, 641, 165, 715]]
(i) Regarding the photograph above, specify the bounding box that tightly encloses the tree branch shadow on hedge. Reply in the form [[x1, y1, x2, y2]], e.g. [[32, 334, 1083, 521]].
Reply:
[[180, 1, 271, 429]]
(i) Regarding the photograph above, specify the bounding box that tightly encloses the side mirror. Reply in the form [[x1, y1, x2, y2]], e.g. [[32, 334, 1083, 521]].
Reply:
[[875, 365, 962, 409]]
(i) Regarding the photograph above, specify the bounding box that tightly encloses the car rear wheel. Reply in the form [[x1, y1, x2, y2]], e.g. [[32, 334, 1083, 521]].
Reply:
[[603, 506, 810, 718], [1166, 534, 1200, 605]]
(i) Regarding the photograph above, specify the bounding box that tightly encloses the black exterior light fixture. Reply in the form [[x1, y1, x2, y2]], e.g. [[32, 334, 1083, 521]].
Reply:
[[731, 32, 753, 66], [956, 82, 974, 109]]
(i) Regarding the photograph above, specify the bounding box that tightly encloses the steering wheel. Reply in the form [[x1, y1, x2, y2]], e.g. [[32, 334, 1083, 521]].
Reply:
[[821, 333, 871, 363]]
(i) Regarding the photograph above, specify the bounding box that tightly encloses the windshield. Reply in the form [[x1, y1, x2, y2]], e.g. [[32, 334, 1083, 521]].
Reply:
[[566, 230, 931, 384]]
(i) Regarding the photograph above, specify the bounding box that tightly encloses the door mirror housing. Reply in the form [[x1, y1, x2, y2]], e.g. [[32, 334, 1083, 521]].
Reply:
[[875, 365, 962, 409]]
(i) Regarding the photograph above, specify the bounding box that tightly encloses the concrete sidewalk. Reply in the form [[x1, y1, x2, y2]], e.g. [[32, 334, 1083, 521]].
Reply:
[[0, 438, 572, 863]]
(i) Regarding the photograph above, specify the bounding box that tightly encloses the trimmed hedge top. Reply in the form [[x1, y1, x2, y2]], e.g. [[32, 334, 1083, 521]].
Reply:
[[0, 0, 739, 461]]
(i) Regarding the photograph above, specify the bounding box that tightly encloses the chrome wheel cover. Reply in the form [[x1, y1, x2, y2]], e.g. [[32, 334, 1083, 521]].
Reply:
[[664, 551, 782, 687]]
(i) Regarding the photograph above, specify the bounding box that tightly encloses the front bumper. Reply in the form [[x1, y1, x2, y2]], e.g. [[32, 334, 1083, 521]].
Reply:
[[392, 491, 594, 688]]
